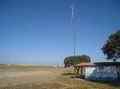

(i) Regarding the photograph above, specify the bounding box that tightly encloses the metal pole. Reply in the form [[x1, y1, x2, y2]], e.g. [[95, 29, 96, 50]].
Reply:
[[73, 28, 76, 56], [70, 4, 76, 56]]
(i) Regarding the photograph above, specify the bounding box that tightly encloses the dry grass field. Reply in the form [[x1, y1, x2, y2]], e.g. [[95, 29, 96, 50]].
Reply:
[[0, 64, 120, 89]]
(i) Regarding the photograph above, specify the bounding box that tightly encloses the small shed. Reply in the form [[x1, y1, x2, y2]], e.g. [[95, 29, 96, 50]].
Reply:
[[77, 62, 120, 81]]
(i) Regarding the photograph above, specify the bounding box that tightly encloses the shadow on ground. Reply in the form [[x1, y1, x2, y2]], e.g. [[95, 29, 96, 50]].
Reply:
[[65, 73, 120, 87], [61, 72, 76, 76], [87, 79, 120, 87]]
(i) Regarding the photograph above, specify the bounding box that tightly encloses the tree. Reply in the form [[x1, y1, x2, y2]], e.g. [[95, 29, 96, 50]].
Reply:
[[102, 30, 120, 61], [64, 55, 91, 68]]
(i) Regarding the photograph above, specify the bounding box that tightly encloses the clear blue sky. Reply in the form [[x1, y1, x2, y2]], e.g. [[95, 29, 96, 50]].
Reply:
[[0, 0, 120, 64]]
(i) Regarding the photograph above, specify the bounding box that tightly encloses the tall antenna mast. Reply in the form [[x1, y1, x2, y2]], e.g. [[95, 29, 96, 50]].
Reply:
[[70, 4, 76, 56]]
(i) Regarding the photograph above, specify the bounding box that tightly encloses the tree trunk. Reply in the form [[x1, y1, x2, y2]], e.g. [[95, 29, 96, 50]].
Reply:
[[116, 65, 120, 81], [113, 59, 116, 62]]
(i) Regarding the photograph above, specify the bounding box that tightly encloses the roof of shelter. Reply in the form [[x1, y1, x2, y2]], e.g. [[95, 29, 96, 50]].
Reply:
[[75, 63, 95, 67], [94, 62, 120, 66]]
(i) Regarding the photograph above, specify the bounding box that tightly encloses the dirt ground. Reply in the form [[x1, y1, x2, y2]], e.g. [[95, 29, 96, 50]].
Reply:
[[0, 65, 62, 87], [0, 65, 120, 89]]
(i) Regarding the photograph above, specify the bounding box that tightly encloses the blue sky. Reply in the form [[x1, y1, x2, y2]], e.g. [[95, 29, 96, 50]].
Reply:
[[0, 0, 120, 64]]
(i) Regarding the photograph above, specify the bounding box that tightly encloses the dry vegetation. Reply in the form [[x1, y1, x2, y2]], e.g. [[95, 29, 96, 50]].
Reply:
[[0, 64, 120, 89]]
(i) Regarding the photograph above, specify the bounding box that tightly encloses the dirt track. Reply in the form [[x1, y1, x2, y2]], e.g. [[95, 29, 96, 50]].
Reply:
[[0, 68, 62, 87]]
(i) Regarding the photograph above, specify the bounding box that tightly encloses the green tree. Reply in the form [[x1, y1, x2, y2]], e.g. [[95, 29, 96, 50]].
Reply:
[[102, 30, 120, 61], [64, 55, 91, 68]]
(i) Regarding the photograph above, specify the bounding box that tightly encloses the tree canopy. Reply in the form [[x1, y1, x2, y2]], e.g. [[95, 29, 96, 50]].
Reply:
[[102, 30, 120, 61], [64, 55, 91, 67]]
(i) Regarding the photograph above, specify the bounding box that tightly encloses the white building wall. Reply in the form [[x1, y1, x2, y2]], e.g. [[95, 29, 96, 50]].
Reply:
[[85, 66, 119, 80], [85, 67, 95, 79]]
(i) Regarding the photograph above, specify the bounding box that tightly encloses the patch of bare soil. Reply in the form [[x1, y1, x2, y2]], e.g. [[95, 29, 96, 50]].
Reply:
[[0, 67, 120, 89]]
